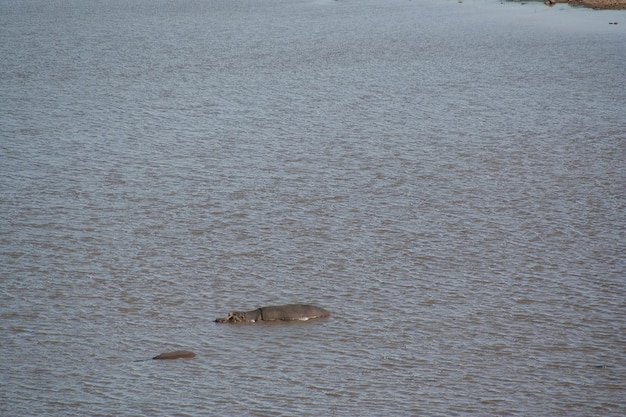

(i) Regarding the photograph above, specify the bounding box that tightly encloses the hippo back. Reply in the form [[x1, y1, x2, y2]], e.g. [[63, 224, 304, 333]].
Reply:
[[260, 304, 330, 321]]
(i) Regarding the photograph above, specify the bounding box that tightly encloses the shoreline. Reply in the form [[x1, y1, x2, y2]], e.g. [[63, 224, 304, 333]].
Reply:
[[542, 0, 626, 9]]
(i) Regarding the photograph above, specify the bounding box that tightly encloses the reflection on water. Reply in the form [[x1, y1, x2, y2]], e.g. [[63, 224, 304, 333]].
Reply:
[[1, 0, 625, 415]]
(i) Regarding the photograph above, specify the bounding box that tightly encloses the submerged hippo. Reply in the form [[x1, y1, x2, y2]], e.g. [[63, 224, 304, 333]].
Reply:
[[215, 304, 330, 323], [152, 350, 196, 360]]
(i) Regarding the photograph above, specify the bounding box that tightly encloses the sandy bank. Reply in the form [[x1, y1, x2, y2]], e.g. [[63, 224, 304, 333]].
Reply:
[[545, 0, 626, 9]]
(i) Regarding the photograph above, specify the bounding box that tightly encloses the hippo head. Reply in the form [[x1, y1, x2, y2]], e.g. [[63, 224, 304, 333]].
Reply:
[[215, 311, 249, 323]]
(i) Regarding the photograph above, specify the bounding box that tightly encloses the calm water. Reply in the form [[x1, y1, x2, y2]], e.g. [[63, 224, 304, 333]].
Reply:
[[1, 0, 625, 415]]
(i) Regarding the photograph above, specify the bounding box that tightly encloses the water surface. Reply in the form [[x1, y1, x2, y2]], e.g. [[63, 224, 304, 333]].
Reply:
[[1, 0, 625, 415]]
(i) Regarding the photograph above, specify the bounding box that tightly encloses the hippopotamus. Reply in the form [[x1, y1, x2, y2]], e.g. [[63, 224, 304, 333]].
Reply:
[[215, 304, 330, 323], [152, 350, 196, 360]]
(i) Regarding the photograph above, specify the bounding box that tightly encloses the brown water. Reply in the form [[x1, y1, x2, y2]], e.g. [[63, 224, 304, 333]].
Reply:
[[1, 0, 625, 415]]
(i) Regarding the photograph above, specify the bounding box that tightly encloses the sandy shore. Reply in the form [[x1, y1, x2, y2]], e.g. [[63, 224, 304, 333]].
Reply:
[[546, 0, 626, 9]]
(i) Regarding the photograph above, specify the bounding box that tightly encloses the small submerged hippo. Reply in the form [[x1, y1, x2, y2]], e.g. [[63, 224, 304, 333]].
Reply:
[[215, 304, 330, 323], [152, 350, 196, 360]]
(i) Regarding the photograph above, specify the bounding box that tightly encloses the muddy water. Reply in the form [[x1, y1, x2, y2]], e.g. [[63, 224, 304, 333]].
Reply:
[[1, 0, 624, 415]]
